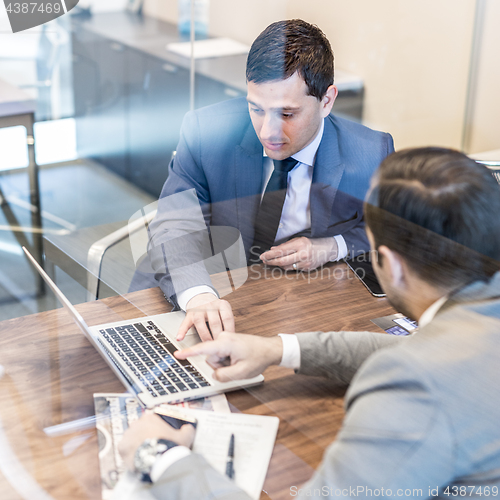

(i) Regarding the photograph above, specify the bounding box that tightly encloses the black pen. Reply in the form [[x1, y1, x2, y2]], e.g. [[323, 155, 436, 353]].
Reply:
[[225, 433, 235, 480]]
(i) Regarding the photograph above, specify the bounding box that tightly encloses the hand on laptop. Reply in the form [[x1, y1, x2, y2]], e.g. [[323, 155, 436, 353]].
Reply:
[[260, 237, 338, 271], [177, 293, 235, 342], [175, 332, 283, 381], [119, 412, 196, 471]]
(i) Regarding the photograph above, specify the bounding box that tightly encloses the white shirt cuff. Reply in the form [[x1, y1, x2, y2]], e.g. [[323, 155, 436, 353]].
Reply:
[[150, 445, 192, 483], [278, 334, 301, 370], [333, 235, 348, 261], [176, 286, 218, 311]]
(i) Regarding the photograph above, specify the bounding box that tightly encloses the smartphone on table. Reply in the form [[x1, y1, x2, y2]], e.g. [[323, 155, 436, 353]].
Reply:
[[344, 252, 386, 297]]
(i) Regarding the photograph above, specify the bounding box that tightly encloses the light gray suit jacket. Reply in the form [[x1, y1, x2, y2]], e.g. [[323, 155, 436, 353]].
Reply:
[[147, 273, 500, 499]]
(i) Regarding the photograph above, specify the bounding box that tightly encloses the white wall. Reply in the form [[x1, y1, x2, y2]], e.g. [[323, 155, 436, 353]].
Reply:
[[143, 0, 177, 23], [209, 0, 287, 44], [287, 0, 476, 150], [144, 0, 286, 42]]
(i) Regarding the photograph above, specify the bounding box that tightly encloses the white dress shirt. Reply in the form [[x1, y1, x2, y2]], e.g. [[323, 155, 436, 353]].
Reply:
[[417, 295, 448, 329], [262, 119, 347, 256], [177, 118, 347, 310], [150, 445, 192, 482]]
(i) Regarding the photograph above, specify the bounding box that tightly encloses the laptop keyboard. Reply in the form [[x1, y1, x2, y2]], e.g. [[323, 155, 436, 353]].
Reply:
[[99, 320, 211, 399]]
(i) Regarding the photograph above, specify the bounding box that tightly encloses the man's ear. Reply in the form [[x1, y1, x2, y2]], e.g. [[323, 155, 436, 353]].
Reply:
[[320, 85, 338, 117], [378, 245, 406, 287]]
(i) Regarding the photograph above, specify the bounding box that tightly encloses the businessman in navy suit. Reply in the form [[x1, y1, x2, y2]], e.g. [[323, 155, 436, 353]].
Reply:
[[145, 20, 394, 340]]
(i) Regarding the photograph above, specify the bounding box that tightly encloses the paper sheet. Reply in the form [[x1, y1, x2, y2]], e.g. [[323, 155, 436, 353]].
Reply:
[[108, 404, 279, 500], [166, 37, 250, 59], [189, 409, 279, 499]]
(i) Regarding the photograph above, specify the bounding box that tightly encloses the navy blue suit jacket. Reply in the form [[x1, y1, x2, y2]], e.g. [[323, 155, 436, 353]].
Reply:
[[141, 97, 394, 301]]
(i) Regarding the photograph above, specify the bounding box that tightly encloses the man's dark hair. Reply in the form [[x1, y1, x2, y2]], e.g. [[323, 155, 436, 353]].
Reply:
[[246, 19, 334, 100], [365, 147, 500, 289]]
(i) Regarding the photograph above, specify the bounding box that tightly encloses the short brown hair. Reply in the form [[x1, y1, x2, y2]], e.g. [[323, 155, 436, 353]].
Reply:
[[246, 19, 334, 100], [365, 147, 500, 288]]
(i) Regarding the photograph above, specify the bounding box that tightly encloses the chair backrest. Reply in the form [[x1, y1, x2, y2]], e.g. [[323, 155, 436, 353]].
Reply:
[[475, 160, 500, 185], [86, 208, 157, 301], [86, 150, 176, 301]]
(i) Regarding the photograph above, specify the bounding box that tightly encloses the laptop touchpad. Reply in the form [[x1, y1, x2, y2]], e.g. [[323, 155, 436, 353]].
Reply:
[[177, 328, 201, 349]]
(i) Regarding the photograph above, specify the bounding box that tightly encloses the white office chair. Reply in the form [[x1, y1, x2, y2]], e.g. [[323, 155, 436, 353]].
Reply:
[[85, 152, 178, 301], [86, 207, 157, 302]]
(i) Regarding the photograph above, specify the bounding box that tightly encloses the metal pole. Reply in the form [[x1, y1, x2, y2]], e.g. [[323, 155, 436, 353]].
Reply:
[[461, 0, 487, 153], [190, 0, 195, 111]]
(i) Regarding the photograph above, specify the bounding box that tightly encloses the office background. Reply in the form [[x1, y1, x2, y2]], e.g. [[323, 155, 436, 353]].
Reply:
[[0, 0, 499, 322], [145, 0, 500, 153]]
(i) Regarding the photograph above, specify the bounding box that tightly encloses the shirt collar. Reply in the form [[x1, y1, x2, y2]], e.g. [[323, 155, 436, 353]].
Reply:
[[263, 119, 325, 167], [418, 295, 448, 329]]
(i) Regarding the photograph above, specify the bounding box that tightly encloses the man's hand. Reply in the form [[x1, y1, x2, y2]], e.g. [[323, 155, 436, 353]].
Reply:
[[260, 237, 338, 271], [119, 413, 196, 471], [177, 293, 235, 342], [175, 332, 283, 382]]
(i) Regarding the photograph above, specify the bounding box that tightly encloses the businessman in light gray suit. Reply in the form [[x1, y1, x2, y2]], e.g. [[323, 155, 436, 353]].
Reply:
[[141, 20, 394, 341], [121, 148, 500, 498]]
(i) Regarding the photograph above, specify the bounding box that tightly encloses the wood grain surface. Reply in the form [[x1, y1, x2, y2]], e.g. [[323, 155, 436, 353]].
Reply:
[[0, 262, 395, 499]]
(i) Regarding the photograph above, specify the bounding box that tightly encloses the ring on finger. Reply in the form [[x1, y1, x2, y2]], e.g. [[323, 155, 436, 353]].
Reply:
[[292, 263, 297, 271]]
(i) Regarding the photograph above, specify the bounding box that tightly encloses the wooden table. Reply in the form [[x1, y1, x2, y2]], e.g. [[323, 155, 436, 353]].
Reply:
[[0, 262, 395, 500]]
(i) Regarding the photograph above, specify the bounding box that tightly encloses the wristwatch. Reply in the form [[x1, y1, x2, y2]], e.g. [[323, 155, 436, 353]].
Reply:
[[134, 438, 178, 483]]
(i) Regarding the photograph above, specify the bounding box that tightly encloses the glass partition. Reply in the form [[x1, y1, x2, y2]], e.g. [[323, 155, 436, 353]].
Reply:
[[1, 1, 500, 499]]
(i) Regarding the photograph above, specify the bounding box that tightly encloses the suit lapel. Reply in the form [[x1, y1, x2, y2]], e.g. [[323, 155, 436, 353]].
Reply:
[[310, 117, 345, 237], [234, 121, 264, 250]]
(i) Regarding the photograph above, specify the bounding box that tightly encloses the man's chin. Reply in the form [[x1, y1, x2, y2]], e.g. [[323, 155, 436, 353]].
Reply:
[[263, 148, 289, 161], [385, 295, 416, 323]]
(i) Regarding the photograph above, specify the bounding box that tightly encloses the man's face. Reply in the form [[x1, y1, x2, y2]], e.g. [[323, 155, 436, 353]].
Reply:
[[247, 72, 337, 161]]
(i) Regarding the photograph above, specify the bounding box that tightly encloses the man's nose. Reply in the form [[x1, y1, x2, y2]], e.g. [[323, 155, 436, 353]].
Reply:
[[260, 114, 282, 140]]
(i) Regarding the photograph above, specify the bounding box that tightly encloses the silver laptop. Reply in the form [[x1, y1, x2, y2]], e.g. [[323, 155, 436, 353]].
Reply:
[[23, 247, 264, 409]]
